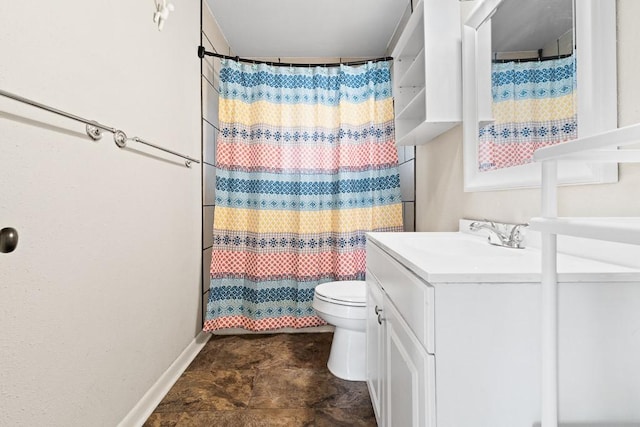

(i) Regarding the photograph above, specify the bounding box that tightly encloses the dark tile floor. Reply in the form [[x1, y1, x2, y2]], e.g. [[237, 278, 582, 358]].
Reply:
[[144, 333, 377, 427]]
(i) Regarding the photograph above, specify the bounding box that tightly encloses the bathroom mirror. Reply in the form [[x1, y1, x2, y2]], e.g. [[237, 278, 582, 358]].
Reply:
[[462, 0, 618, 191]]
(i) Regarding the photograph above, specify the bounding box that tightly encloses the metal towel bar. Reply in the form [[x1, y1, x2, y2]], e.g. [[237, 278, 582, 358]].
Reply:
[[0, 88, 200, 167]]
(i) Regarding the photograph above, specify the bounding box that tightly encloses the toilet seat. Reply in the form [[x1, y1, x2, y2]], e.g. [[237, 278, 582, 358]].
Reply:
[[314, 280, 366, 307]]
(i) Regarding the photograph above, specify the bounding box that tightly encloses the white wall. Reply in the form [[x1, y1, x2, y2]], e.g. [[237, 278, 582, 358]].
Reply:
[[415, 0, 640, 231], [0, 1, 201, 425]]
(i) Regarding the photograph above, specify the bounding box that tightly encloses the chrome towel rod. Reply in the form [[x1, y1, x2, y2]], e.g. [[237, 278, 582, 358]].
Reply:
[[0, 88, 200, 167]]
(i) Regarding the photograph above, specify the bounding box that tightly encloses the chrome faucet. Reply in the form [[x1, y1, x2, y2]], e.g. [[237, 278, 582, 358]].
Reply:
[[469, 220, 527, 249]]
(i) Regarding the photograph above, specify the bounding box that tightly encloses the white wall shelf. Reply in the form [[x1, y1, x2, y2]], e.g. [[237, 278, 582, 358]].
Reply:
[[392, 0, 461, 146], [396, 87, 426, 120], [397, 48, 426, 88]]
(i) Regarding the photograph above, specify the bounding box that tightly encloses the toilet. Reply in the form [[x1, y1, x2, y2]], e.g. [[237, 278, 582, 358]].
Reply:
[[312, 280, 367, 381]]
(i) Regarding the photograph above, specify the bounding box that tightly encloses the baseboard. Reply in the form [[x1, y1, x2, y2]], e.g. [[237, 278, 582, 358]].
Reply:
[[117, 331, 211, 427]]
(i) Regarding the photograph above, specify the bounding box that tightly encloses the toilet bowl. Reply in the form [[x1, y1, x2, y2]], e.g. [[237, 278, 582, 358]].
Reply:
[[312, 280, 367, 381]]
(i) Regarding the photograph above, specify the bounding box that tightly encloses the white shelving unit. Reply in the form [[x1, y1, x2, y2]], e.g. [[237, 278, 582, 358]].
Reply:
[[530, 121, 640, 427], [392, 0, 461, 146]]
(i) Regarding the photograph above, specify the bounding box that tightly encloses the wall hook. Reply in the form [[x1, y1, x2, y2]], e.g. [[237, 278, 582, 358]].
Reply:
[[153, 0, 174, 31]]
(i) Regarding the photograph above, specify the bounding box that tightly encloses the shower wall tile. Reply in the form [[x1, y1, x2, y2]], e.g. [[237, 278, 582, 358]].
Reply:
[[203, 163, 216, 206], [399, 160, 415, 202], [202, 77, 219, 128], [202, 247, 212, 295], [202, 6, 229, 331], [396, 145, 416, 165], [211, 57, 222, 90], [396, 145, 405, 164], [202, 59, 221, 93], [200, 36, 222, 90], [201, 36, 215, 80], [404, 146, 415, 161], [202, 37, 220, 86], [203, 120, 217, 166], [201, 290, 210, 326], [203, 206, 215, 249], [396, 144, 415, 230], [403, 202, 415, 232]]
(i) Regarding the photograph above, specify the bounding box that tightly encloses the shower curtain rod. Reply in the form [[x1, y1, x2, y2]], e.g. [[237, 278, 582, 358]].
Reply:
[[492, 52, 573, 64], [0, 88, 200, 167], [197, 46, 393, 68]]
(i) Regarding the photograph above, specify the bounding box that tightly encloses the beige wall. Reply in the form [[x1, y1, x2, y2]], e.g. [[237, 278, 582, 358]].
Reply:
[[0, 1, 201, 425], [416, 0, 640, 231]]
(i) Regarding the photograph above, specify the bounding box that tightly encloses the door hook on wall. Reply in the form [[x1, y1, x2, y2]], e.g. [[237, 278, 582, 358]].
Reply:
[[153, 0, 175, 31]]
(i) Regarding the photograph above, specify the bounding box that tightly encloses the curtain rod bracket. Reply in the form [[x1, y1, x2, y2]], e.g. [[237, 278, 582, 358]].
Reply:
[[86, 122, 103, 141], [113, 130, 128, 148]]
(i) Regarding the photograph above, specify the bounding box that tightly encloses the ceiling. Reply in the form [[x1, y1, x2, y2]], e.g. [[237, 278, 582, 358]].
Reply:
[[492, 0, 573, 54], [206, 0, 408, 58]]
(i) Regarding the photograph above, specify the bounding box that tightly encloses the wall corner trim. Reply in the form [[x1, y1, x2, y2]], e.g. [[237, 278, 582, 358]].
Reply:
[[117, 332, 212, 427]]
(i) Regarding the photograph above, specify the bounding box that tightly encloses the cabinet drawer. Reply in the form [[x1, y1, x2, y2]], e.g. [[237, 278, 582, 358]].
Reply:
[[367, 242, 435, 354]]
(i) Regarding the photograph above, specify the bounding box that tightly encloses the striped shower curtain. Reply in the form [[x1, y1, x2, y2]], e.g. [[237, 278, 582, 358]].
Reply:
[[478, 55, 577, 171], [203, 59, 403, 332]]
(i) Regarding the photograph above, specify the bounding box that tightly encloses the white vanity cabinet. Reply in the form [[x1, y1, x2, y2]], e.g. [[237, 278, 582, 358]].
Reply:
[[365, 275, 385, 422], [366, 243, 436, 427], [384, 295, 435, 427], [366, 232, 640, 427]]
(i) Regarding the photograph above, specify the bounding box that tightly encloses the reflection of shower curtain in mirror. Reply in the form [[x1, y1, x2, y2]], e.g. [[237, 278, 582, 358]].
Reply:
[[478, 55, 576, 171], [203, 59, 403, 332]]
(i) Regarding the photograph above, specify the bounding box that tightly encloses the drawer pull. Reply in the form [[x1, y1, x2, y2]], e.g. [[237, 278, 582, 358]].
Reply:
[[377, 313, 385, 325], [375, 305, 383, 315]]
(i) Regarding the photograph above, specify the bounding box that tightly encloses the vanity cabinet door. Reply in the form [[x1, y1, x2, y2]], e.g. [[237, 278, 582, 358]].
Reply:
[[366, 271, 385, 426], [385, 295, 436, 427]]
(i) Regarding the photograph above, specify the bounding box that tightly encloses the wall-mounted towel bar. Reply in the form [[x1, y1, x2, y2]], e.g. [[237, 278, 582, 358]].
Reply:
[[0, 88, 200, 168]]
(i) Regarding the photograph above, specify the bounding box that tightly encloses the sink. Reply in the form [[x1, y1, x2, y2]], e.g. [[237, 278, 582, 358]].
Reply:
[[400, 235, 521, 257], [368, 231, 640, 284]]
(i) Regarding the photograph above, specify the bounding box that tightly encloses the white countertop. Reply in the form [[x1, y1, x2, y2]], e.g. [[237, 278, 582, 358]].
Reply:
[[367, 232, 640, 283]]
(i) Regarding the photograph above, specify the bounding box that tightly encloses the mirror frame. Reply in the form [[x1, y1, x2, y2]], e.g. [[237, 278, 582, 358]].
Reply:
[[462, 0, 618, 192]]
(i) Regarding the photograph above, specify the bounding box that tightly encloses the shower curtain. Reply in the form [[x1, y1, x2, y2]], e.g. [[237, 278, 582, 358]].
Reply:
[[478, 54, 577, 171], [204, 59, 403, 332]]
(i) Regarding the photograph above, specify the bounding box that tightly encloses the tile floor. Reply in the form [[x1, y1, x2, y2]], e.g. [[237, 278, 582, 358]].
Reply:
[[144, 332, 377, 427]]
